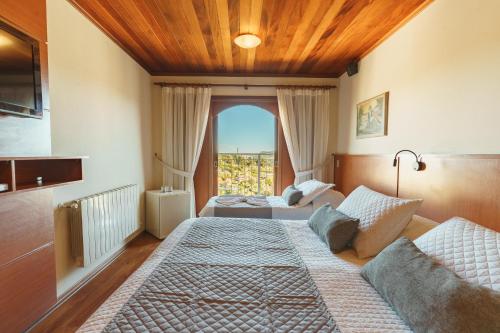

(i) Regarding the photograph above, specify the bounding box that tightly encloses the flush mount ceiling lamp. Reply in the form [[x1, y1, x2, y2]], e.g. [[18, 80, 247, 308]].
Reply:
[[234, 34, 261, 49]]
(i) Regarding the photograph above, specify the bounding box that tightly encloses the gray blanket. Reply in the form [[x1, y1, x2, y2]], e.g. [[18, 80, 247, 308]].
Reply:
[[103, 217, 339, 332]]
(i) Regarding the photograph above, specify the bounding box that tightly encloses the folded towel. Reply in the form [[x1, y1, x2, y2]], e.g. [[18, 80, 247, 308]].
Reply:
[[246, 196, 269, 206], [215, 196, 245, 206], [215, 195, 269, 206]]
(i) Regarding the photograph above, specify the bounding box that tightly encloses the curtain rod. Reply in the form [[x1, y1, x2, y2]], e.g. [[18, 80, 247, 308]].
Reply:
[[153, 82, 336, 90]]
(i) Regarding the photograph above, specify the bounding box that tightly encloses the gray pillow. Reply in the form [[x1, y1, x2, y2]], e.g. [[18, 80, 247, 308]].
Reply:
[[308, 204, 359, 253], [282, 185, 303, 206], [361, 237, 500, 333]]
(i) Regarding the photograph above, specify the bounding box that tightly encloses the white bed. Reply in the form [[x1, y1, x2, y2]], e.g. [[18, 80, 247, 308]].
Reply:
[[77, 215, 438, 333], [199, 189, 345, 219]]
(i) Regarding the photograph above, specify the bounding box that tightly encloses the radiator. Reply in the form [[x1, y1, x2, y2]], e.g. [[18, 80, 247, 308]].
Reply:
[[67, 184, 140, 267]]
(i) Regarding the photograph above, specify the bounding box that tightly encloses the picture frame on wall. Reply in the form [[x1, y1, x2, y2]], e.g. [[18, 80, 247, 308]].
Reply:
[[356, 92, 389, 139]]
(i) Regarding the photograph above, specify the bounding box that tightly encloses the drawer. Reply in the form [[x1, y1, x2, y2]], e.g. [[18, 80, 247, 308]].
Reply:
[[0, 189, 53, 266], [0, 244, 57, 333]]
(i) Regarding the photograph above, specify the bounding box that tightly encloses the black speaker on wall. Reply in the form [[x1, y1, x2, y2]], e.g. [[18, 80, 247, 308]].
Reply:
[[346, 61, 358, 77]]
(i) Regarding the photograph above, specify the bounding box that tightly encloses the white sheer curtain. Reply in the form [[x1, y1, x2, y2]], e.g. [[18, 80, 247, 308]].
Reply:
[[277, 88, 332, 184], [161, 86, 211, 216]]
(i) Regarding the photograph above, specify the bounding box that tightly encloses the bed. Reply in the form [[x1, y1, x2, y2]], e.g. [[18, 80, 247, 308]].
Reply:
[[77, 215, 438, 333], [199, 189, 345, 219]]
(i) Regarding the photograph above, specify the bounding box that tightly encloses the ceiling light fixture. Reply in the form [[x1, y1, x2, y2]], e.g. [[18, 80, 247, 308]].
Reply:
[[234, 34, 261, 49]]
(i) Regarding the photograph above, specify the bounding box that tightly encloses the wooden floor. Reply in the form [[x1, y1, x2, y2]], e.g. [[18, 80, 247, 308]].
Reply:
[[30, 232, 162, 333]]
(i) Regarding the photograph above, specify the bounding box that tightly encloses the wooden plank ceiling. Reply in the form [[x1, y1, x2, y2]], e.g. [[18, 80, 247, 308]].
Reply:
[[70, 0, 431, 77]]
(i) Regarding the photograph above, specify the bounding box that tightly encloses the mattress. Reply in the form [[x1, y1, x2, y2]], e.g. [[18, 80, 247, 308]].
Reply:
[[199, 190, 345, 220], [199, 196, 314, 219], [78, 216, 437, 333]]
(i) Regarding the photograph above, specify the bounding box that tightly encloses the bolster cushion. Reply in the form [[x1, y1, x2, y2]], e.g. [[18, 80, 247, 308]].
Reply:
[[308, 204, 359, 253], [361, 237, 500, 333], [282, 184, 303, 206]]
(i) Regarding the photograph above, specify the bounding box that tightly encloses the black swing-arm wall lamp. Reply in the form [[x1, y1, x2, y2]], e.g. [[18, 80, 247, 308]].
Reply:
[[393, 149, 424, 171]]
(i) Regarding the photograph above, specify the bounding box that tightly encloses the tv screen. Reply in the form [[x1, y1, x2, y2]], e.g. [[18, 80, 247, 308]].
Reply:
[[0, 21, 43, 118]]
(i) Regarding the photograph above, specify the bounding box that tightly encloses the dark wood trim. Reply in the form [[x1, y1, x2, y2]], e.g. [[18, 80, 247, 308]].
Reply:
[[151, 72, 339, 78], [210, 95, 278, 104], [154, 82, 336, 89], [0, 156, 88, 161]]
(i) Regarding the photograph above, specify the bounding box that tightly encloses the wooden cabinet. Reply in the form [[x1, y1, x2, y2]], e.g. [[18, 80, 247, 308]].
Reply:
[[0, 157, 85, 332], [0, 190, 53, 266], [0, 157, 84, 196], [0, 244, 57, 333]]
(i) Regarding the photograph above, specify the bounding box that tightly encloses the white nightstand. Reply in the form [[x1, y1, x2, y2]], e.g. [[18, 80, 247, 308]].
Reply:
[[146, 190, 190, 239]]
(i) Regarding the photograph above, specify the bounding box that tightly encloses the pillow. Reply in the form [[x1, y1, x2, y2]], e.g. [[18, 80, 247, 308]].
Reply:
[[361, 237, 500, 333], [414, 217, 500, 291], [281, 185, 303, 206], [336, 185, 422, 258], [295, 179, 333, 207], [308, 204, 359, 253], [312, 189, 346, 210]]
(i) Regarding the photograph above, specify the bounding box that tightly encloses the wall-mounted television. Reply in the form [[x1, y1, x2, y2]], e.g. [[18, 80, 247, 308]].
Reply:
[[0, 20, 43, 118]]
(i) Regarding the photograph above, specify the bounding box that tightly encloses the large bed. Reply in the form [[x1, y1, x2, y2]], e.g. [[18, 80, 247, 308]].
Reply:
[[77, 215, 437, 333], [199, 189, 345, 219]]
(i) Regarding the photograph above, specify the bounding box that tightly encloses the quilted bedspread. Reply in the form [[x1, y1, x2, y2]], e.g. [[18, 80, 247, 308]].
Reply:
[[79, 218, 411, 333], [103, 218, 338, 332]]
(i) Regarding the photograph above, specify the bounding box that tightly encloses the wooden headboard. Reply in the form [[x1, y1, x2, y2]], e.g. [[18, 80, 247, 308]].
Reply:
[[334, 154, 500, 232]]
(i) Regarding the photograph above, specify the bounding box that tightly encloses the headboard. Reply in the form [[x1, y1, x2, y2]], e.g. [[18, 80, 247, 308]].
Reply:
[[334, 154, 500, 232]]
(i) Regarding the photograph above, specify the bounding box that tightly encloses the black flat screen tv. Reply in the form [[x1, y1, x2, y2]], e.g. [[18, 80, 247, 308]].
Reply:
[[0, 20, 43, 118]]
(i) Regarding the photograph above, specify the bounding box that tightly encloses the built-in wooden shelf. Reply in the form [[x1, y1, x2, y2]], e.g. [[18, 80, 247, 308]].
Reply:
[[0, 156, 87, 196]]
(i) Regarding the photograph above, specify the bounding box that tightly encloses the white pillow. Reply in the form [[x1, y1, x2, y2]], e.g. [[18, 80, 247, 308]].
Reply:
[[295, 179, 333, 207], [312, 189, 345, 210], [414, 217, 500, 291], [336, 185, 422, 258]]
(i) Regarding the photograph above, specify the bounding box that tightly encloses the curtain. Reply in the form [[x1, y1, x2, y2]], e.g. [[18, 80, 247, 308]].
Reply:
[[277, 88, 332, 184], [161, 86, 211, 217]]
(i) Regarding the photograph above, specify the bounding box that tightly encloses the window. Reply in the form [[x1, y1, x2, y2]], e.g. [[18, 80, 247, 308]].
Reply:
[[216, 105, 276, 195]]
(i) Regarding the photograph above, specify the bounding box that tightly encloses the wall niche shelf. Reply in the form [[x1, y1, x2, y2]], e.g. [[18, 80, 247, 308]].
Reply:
[[0, 156, 87, 196]]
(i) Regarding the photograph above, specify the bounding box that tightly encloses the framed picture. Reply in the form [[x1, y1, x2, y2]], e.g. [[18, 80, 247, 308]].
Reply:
[[356, 92, 389, 139]]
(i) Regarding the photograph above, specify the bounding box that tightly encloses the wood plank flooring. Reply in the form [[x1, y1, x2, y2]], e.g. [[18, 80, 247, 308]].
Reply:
[[30, 232, 162, 333]]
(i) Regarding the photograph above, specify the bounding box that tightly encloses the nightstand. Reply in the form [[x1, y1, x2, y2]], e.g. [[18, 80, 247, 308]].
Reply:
[[146, 190, 190, 239]]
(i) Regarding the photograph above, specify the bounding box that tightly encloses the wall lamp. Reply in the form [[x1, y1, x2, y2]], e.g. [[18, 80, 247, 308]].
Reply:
[[393, 149, 424, 171]]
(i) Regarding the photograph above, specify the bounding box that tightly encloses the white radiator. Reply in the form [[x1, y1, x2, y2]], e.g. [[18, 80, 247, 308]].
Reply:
[[68, 184, 140, 267]]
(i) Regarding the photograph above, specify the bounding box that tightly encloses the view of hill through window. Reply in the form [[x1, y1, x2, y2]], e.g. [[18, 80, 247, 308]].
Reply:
[[217, 105, 275, 196]]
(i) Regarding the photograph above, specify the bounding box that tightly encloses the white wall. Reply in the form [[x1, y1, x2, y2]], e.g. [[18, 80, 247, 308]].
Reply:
[[338, 0, 500, 154], [151, 76, 339, 187], [47, 0, 153, 296]]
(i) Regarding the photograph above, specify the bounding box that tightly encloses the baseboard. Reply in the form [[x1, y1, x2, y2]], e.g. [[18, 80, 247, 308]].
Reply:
[[27, 229, 144, 332]]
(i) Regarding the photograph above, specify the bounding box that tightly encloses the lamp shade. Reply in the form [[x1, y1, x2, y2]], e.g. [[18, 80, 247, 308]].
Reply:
[[234, 34, 261, 49]]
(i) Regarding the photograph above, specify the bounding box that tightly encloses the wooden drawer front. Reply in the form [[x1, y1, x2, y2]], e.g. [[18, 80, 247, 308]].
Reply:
[[0, 244, 56, 333], [0, 189, 53, 266]]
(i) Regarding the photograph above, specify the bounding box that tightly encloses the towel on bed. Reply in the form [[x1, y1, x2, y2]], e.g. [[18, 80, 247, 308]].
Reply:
[[246, 196, 268, 206], [215, 195, 269, 206], [215, 195, 245, 206]]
